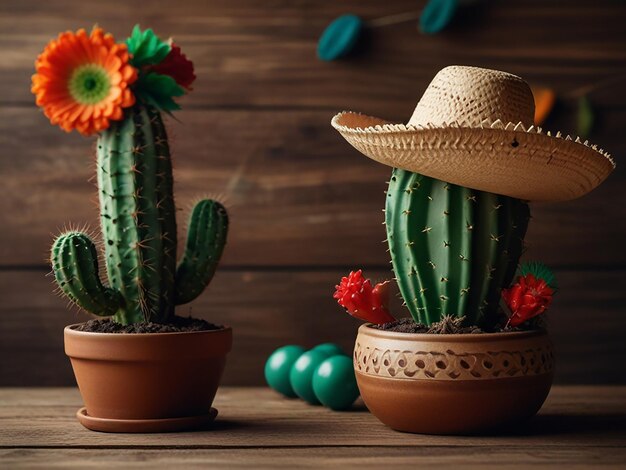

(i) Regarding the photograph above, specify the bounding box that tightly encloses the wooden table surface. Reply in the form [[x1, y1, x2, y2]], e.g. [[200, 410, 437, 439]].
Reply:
[[1, 387, 625, 468]]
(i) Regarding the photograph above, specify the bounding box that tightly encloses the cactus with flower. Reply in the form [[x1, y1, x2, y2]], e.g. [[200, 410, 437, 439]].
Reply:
[[333, 174, 557, 331], [33, 25, 227, 325]]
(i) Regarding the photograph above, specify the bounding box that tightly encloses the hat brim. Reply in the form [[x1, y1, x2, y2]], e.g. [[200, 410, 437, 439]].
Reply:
[[332, 112, 615, 202]]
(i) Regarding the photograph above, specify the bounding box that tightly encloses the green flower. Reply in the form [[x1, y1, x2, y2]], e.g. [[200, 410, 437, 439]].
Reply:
[[125, 25, 186, 113], [126, 25, 171, 67], [134, 72, 185, 112]]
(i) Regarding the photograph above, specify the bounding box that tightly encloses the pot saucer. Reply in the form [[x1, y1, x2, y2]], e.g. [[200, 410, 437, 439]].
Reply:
[[76, 407, 218, 433]]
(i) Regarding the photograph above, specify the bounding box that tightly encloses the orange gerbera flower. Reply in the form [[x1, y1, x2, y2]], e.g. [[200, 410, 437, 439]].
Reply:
[[31, 27, 137, 136]]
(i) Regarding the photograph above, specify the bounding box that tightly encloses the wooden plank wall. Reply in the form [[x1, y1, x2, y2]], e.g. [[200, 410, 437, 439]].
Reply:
[[1, 0, 624, 385]]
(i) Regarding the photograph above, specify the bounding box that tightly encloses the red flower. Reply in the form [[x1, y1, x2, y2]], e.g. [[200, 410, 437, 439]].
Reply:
[[152, 43, 196, 90], [502, 274, 554, 327], [334, 270, 395, 324]]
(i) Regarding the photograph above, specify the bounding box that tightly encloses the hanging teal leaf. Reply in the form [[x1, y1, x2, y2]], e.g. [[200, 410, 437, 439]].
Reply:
[[134, 72, 185, 112], [577, 95, 594, 138], [420, 0, 459, 34], [126, 25, 171, 67], [317, 14, 364, 61]]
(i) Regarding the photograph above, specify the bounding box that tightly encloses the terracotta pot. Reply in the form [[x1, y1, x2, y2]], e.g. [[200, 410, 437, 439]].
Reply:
[[65, 324, 232, 432], [354, 324, 553, 435]]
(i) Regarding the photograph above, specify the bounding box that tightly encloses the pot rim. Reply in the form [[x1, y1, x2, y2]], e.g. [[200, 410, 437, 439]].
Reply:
[[64, 322, 232, 338], [358, 323, 547, 343], [64, 322, 233, 360]]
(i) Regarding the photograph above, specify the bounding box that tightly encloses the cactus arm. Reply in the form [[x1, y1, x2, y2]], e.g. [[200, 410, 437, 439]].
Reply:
[[51, 232, 123, 317], [175, 199, 228, 305]]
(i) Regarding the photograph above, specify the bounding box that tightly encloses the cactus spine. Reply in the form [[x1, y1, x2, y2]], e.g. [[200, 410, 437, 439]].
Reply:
[[51, 104, 228, 325], [385, 169, 529, 328]]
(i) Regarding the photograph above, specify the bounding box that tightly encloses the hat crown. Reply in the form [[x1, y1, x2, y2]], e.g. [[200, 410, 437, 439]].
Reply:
[[408, 66, 535, 128]]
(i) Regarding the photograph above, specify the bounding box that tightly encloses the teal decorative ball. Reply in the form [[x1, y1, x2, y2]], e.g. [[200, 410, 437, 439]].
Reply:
[[289, 350, 332, 404], [264, 345, 306, 397], [312, 355, 360, 411], [311, 343, 344, 356]]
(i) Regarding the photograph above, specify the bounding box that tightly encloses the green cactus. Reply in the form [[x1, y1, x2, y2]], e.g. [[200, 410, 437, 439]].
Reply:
[[51, 232, 123, 317], [175, 199, 229, 305], [51, 104, 228, 325], [385, 169, 529, 328]]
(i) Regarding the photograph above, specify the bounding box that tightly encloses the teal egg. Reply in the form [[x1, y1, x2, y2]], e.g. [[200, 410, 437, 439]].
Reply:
[[289, 350, 332, 404], [317, 14, 364, 61], [264, 345, 306, 397], [312, 355, 360, 411], [312, 343, 345, 356], [419, 0, 459, 34]]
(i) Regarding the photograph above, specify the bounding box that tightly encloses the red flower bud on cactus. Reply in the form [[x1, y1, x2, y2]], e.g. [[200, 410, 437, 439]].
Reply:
[[502, 273, 554, 327], [334, 270, 395, 324], [152, 43, 196, 90]]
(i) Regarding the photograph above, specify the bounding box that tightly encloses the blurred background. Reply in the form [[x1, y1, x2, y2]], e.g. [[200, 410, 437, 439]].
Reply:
[[1, 0, 624, 386]]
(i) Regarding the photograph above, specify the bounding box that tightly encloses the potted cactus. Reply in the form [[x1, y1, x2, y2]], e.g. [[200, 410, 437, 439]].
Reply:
[[331, 66, 614, 434], [32, 25, 231, 432]]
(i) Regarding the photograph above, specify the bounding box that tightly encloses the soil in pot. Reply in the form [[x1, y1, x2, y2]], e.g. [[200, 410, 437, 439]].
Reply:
[[376, 317, 483, 334], [73, 316, 222, 333], [374, 316, 544, 335]]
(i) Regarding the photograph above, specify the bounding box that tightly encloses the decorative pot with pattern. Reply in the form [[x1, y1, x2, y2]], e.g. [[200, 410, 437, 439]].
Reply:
[[354, 324, 553, 435]]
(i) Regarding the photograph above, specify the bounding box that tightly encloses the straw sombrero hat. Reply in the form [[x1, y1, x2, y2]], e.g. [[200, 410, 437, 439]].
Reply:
[[332, 66, 614, 202]]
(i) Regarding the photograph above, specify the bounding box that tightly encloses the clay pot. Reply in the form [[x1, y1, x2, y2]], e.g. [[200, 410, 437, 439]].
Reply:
[[65, 324, 232, 432], [354, 324, 553, 435]]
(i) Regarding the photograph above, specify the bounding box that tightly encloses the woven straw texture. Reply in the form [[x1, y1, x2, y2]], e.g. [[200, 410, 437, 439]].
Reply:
[[332, 66, 614, 202]]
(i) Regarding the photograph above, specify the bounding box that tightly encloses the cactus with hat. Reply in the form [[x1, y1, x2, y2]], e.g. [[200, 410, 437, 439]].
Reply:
[[385, 169, 530, 328], [335, 173, 533, 330], [34, 25, 228, 325], [332, 66, 614, 330]]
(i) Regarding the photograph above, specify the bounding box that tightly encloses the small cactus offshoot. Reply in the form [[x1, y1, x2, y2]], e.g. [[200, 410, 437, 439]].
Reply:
[[51, 232, 124, 317]]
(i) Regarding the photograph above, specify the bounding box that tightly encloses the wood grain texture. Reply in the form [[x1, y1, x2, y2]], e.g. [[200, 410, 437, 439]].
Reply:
[[1, 269, 625, 387], [4, 447, 625, 469], [0, 387, 625, 469], [1, 106, 625, 267], [2, 1, 626, 112]]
